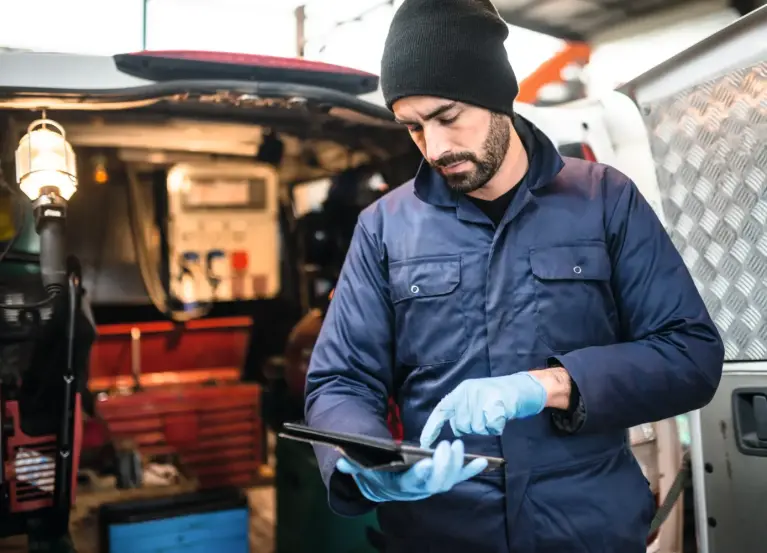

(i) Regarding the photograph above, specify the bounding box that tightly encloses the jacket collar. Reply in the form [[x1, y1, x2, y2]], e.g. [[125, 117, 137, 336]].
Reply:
[[413, 114, 565, 208]]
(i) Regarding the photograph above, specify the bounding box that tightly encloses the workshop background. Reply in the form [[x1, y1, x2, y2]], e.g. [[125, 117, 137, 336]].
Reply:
[[0, 1, 755, 552]]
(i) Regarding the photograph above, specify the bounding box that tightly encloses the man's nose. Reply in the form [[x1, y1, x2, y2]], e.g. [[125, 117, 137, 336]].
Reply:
[[424, 127, 450, 164]]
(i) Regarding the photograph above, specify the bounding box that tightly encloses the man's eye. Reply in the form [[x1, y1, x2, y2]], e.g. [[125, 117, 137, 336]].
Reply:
[[407, 125, 422, 133], [439, 115, 458, 126]]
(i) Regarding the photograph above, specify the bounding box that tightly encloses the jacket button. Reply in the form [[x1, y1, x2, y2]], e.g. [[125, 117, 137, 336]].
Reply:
[[573, 266, 582, 274], [410, 285, 420, 294]]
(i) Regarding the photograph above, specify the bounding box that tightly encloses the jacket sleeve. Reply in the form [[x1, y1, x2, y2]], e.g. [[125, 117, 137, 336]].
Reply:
[[551, 170, 724, 434], [304, 219, 394, 516]]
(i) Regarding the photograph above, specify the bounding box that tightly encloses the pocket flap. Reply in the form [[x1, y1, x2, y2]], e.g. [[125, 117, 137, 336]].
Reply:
[[389, 257, 461, 303], [530, 244, 611, 281]]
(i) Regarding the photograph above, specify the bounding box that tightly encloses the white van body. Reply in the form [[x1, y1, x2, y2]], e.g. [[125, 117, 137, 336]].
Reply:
[[519, 7, 766, 552]]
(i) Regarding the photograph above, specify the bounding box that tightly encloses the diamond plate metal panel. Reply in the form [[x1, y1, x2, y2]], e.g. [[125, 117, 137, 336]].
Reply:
[[642, 62, 767, 361]]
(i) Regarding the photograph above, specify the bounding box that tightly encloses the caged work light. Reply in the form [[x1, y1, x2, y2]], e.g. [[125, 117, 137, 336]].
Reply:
[[15, 118, 79, 295]]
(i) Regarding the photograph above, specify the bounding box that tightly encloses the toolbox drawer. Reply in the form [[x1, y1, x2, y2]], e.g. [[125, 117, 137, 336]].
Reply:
[[97, 385, 263, 489]]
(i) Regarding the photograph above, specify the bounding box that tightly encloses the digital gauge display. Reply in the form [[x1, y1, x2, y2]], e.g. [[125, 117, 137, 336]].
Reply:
[[182, 177, 267, 210]]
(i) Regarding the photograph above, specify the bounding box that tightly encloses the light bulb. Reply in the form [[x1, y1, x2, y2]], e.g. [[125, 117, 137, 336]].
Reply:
[[15, 119, 78, 201]]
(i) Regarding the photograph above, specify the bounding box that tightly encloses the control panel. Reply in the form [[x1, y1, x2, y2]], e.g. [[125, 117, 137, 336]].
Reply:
[[166, 161, 280, 304]]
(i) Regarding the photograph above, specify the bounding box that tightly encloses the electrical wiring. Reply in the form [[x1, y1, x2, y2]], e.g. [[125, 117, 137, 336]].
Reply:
[[125, 167, 212, 322]]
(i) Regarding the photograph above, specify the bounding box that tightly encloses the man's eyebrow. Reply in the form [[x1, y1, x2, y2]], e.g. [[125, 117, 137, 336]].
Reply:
[[395, 102, 457, 125]]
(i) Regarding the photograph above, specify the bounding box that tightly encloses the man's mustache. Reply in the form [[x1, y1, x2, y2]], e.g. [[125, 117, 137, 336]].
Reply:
[[431, 152, 478, 168]]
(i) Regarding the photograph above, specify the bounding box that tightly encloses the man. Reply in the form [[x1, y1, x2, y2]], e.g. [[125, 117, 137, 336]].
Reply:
[[304, 0, 725, 551]]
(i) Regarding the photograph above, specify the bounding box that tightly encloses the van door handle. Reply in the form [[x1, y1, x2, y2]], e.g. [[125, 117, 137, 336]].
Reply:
[[753, 395, 767, 440], [733, 389, 767, 456]]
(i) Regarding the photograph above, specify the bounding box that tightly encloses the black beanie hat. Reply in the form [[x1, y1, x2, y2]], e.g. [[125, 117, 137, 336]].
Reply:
[[380, 0, 518, 117]]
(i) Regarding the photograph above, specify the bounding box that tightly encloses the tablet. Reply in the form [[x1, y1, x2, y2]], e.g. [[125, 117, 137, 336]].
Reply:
[[278, 422, 505, 473]]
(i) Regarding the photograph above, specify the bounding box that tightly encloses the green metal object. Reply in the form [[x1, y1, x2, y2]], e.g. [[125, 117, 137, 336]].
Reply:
[[275, 437, 382, 553], [0, 196, 40, 277], [10, 201, 39, 255]]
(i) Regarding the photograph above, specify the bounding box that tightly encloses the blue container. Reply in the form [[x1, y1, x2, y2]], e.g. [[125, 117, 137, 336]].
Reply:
[[98, 487, 250, 553]]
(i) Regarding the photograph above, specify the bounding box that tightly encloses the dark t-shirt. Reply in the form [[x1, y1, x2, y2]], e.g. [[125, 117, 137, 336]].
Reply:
[[466, 184, 520, 227]]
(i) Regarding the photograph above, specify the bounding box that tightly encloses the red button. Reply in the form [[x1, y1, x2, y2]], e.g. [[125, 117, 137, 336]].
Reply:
[[231, 251, 248, 271]]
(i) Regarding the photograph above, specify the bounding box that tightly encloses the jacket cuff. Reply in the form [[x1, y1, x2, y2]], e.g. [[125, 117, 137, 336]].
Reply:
[[328, 470, 377, 517], [305, 396, 390, 517], [547, 356, 586, 433], [320, 447, 378, 517]]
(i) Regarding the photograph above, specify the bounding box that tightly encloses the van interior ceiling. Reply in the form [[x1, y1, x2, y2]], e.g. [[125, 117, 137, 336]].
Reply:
[[0, 102, 417, 187], [0, 101, 421, 326]]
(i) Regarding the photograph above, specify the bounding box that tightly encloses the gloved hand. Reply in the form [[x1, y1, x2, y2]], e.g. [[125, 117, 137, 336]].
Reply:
[[335, 439, 487, 503], [420, 372, 547, 447]]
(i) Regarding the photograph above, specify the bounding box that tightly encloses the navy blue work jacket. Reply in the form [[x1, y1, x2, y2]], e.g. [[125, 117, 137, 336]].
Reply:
[[304, 117, 724, 553]]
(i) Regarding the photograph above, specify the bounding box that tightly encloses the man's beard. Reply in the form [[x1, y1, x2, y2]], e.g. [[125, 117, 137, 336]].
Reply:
[[431, 113, 511, 193]]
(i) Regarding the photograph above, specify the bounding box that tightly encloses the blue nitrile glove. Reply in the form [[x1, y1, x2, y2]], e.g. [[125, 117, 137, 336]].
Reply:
[[420, 372, 547, 447], [335, 439, 487, 503]]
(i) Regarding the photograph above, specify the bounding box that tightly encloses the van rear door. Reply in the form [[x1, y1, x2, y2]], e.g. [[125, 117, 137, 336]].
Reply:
[[623, 7, 767, 553], [0, 49, 413, 161], [523, 6, 767, 553], [0, 49, 378, 105]]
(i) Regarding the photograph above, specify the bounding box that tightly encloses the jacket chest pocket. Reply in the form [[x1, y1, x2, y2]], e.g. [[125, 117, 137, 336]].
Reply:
[[389, 255, 467, 366], [530, 243, 618, 353]]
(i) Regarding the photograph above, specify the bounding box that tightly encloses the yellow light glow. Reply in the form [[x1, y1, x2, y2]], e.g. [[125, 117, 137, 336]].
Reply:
[[15, 119, 78, 201]]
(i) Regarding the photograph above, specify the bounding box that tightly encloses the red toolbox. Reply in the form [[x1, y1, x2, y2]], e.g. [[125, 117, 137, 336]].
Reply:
[[87, 316, 264, 488]]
